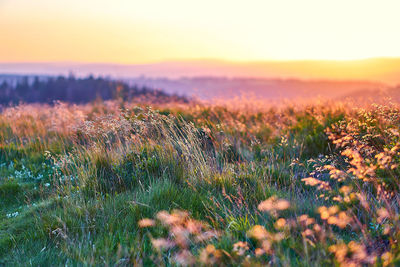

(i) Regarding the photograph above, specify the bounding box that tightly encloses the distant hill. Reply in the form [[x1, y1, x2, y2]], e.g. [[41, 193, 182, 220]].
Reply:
[[123, 77, 386, 101], [0, 74, 387, 103], [1, 58, 400, 84]]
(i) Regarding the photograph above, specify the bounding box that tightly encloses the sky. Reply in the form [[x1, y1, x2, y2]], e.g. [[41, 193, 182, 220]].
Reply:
[[1, 0, 400, 64]]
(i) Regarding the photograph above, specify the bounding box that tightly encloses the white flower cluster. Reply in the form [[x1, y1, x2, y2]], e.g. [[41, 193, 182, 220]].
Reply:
[[6, 211, 19, 218]]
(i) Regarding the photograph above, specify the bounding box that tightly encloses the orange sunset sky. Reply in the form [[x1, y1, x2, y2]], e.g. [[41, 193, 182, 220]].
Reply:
[[1, 0, 400, 83]]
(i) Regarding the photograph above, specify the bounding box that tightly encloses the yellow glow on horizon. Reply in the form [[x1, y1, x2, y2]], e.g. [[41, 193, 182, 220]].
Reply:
[[1, 0, 400, 63]]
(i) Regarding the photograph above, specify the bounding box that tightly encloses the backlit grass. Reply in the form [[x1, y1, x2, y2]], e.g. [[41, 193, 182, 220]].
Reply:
[[0, 100, 399, 266]]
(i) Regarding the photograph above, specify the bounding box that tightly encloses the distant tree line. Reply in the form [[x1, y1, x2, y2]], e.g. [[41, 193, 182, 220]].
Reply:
[[0, 75, 188, 105]]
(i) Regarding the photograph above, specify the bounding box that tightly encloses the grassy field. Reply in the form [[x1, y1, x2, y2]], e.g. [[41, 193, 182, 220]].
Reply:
[[0, 100, 399, 266]]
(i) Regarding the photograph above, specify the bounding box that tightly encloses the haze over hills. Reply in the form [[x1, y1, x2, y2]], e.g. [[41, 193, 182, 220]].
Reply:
[[123, 77, 387, 101], [1, 58, 400, 84], [1, 58, 399, 101], [0, 74, 387, 102]]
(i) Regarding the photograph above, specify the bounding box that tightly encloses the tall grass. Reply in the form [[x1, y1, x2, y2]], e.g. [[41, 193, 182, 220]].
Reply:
[[0, 100, 399, 266]]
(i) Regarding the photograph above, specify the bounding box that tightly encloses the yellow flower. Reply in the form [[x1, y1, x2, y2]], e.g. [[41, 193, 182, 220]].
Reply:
[[320, 211, 330, 220], [138, 218, 155, 228], [254, 248, 265, 257], [258, 196, 290, 215], [328, 206, 339, 215], [382, 252, 393, 267], [274, 218, 287, 229], [248, 225, 269, 240]]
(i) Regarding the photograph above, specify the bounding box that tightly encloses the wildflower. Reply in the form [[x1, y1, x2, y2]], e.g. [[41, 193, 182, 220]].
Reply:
[[174, 250, 195, 266], [185, 219, 204, 234], [328, 211, 352, 229], [377, 208, 389, 223], [254, 248, 265, 257], [328, 206, 338, 215], [275, 199, 290, 210], [151, 238, 174, 251], [272, 232, 285, 242], [258, 196, 290, 216], [199, 244, 222, 265], [381, 252, 393, 267], [302, 229, 314, 240], [339, 185, 352, 194], [329, 243, 348, 263], [332, 196, 343, 202], [248, 225, 269, 240], [274, 218, 287, 229], [318, 206, 330, 220], [356, 193, 370, 211], [261, 240, 273, 254], [171, 225, 190, 248], [156, 210, 188, 226], [327, 216, 338, 225], [232, 241, 249, 256], [297, 214, 315, 226], [313, 224, 321, 232], [348, 241, 367, 262], [195, 230, 220, 242], [6, 211, 19, 218], [301, 177, 331, 190], [383, 225, 391, 235], [279, 136, 288, 147], [138, 218, 155, 228]]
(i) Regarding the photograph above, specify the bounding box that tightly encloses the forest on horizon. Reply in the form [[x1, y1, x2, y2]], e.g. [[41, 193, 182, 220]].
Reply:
[[0, 75, 188, 105]]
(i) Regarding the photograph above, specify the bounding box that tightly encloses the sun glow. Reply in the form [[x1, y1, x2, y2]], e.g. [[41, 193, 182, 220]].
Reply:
[[1, 0, 400, 63]]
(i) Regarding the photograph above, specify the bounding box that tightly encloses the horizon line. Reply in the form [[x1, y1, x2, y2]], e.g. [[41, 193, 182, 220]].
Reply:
[[2, 56, 400, 66]]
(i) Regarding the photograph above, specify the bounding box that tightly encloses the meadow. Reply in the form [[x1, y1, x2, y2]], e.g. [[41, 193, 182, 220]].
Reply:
[[0, 99, 399, 266]]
